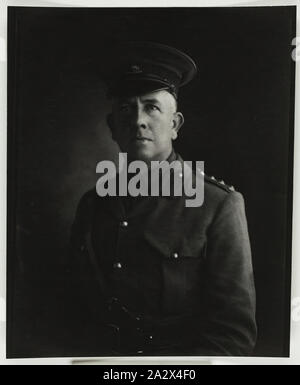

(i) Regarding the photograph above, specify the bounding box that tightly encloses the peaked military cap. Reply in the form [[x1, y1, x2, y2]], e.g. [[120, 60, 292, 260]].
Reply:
[[104, 41, 197, 99]]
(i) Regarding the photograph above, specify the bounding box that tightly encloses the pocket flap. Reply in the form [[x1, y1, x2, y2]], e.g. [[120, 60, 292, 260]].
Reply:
[[144, 232, 206, 260], [176, 236, 206, 259]]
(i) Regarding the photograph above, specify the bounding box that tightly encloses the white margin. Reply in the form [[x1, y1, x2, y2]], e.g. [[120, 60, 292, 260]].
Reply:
[[0, 0, 299, 365]]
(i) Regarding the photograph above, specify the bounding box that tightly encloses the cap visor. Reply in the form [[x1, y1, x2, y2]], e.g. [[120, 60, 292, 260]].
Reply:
[[108, 78, 174, 98]]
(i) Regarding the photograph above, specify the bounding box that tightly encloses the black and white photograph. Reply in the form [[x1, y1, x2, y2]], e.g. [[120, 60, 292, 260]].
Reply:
[[5, 4, 296, 362]]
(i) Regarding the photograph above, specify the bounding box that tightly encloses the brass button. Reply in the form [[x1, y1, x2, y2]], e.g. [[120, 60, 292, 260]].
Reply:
[[113, 262, 122, 269], [120, 221, 128, 228]]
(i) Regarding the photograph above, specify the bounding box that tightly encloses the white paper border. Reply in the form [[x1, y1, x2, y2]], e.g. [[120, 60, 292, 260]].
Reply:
[[0, 0, 299, 365]]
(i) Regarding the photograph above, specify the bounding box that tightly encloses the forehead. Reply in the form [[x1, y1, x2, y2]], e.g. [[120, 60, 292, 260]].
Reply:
[[113, 90, 175, 106]]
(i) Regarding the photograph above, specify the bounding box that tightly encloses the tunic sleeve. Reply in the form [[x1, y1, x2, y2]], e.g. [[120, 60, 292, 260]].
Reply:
[[194, 191, 257, 356]]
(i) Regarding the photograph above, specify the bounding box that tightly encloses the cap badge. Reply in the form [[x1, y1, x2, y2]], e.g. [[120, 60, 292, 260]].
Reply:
[[127, 64, 143, 74]]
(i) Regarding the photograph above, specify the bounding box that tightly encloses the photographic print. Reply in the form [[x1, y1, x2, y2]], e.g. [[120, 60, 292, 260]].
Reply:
[[7, 6, 296, 358]]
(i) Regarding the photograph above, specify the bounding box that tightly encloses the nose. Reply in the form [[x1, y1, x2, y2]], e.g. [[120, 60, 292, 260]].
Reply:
[[133, 105, 147, 130]]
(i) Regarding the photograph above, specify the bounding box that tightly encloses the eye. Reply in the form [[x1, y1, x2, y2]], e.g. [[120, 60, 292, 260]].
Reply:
[[145, 104, 160, 112], [119, 104, 131, 113]]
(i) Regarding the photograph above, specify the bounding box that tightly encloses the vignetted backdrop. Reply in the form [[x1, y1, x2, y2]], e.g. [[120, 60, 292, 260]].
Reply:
[[7, 6, 295, 357]]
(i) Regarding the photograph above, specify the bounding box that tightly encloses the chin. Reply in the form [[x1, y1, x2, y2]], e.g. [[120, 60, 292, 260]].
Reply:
[[133, 152, 153, 163], [128, 148, 154, 162]]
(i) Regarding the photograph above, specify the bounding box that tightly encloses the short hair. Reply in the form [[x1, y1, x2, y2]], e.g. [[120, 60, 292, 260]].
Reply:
[[111, 89, 179, 113]]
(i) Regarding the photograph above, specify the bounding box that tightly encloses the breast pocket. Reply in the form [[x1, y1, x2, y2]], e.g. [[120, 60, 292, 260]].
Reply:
[[160, 236, 207, 316]]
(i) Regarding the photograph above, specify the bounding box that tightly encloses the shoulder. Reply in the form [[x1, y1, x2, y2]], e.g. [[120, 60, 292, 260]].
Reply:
[[189, 163, 245, 221], [175, 152, 244, 208], [199, 175, 248, 239], [175, 152, 235, 195], [204, 171, 239, 200], [204, 173, 235, 194], [203, 172, 245, 211], [78, 187, 97, 205], [74, 188, 98, 223]]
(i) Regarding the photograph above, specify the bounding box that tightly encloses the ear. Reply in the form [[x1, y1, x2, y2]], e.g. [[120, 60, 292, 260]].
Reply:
[[171, 112, 184, 140], [106, 113, 116, 140]]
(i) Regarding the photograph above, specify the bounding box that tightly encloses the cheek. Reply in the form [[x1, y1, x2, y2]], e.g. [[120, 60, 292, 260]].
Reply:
[[158, 123, 175, 142], [152, 116, 173, 135], [114, 118, 130, 137]]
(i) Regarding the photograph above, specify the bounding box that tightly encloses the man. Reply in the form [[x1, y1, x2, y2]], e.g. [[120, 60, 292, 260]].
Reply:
[[67, 42, 257, 356]]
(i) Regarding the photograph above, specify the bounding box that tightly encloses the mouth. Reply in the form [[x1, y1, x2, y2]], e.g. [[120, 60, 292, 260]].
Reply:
[[134, 137, 153, 143]]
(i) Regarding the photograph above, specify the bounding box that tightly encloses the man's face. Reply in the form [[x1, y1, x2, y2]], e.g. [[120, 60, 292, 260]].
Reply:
[[108, 90, 184, 162]]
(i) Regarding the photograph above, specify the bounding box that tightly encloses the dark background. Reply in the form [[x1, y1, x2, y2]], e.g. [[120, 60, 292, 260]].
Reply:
[[7, 6, 295, 357]]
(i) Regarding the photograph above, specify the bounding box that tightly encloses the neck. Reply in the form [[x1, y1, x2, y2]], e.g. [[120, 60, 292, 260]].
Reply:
[[127, 148, 175, 167]]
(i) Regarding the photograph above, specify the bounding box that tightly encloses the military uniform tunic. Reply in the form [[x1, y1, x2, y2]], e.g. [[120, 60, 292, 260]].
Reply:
[[68, 153, 257, 356]]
